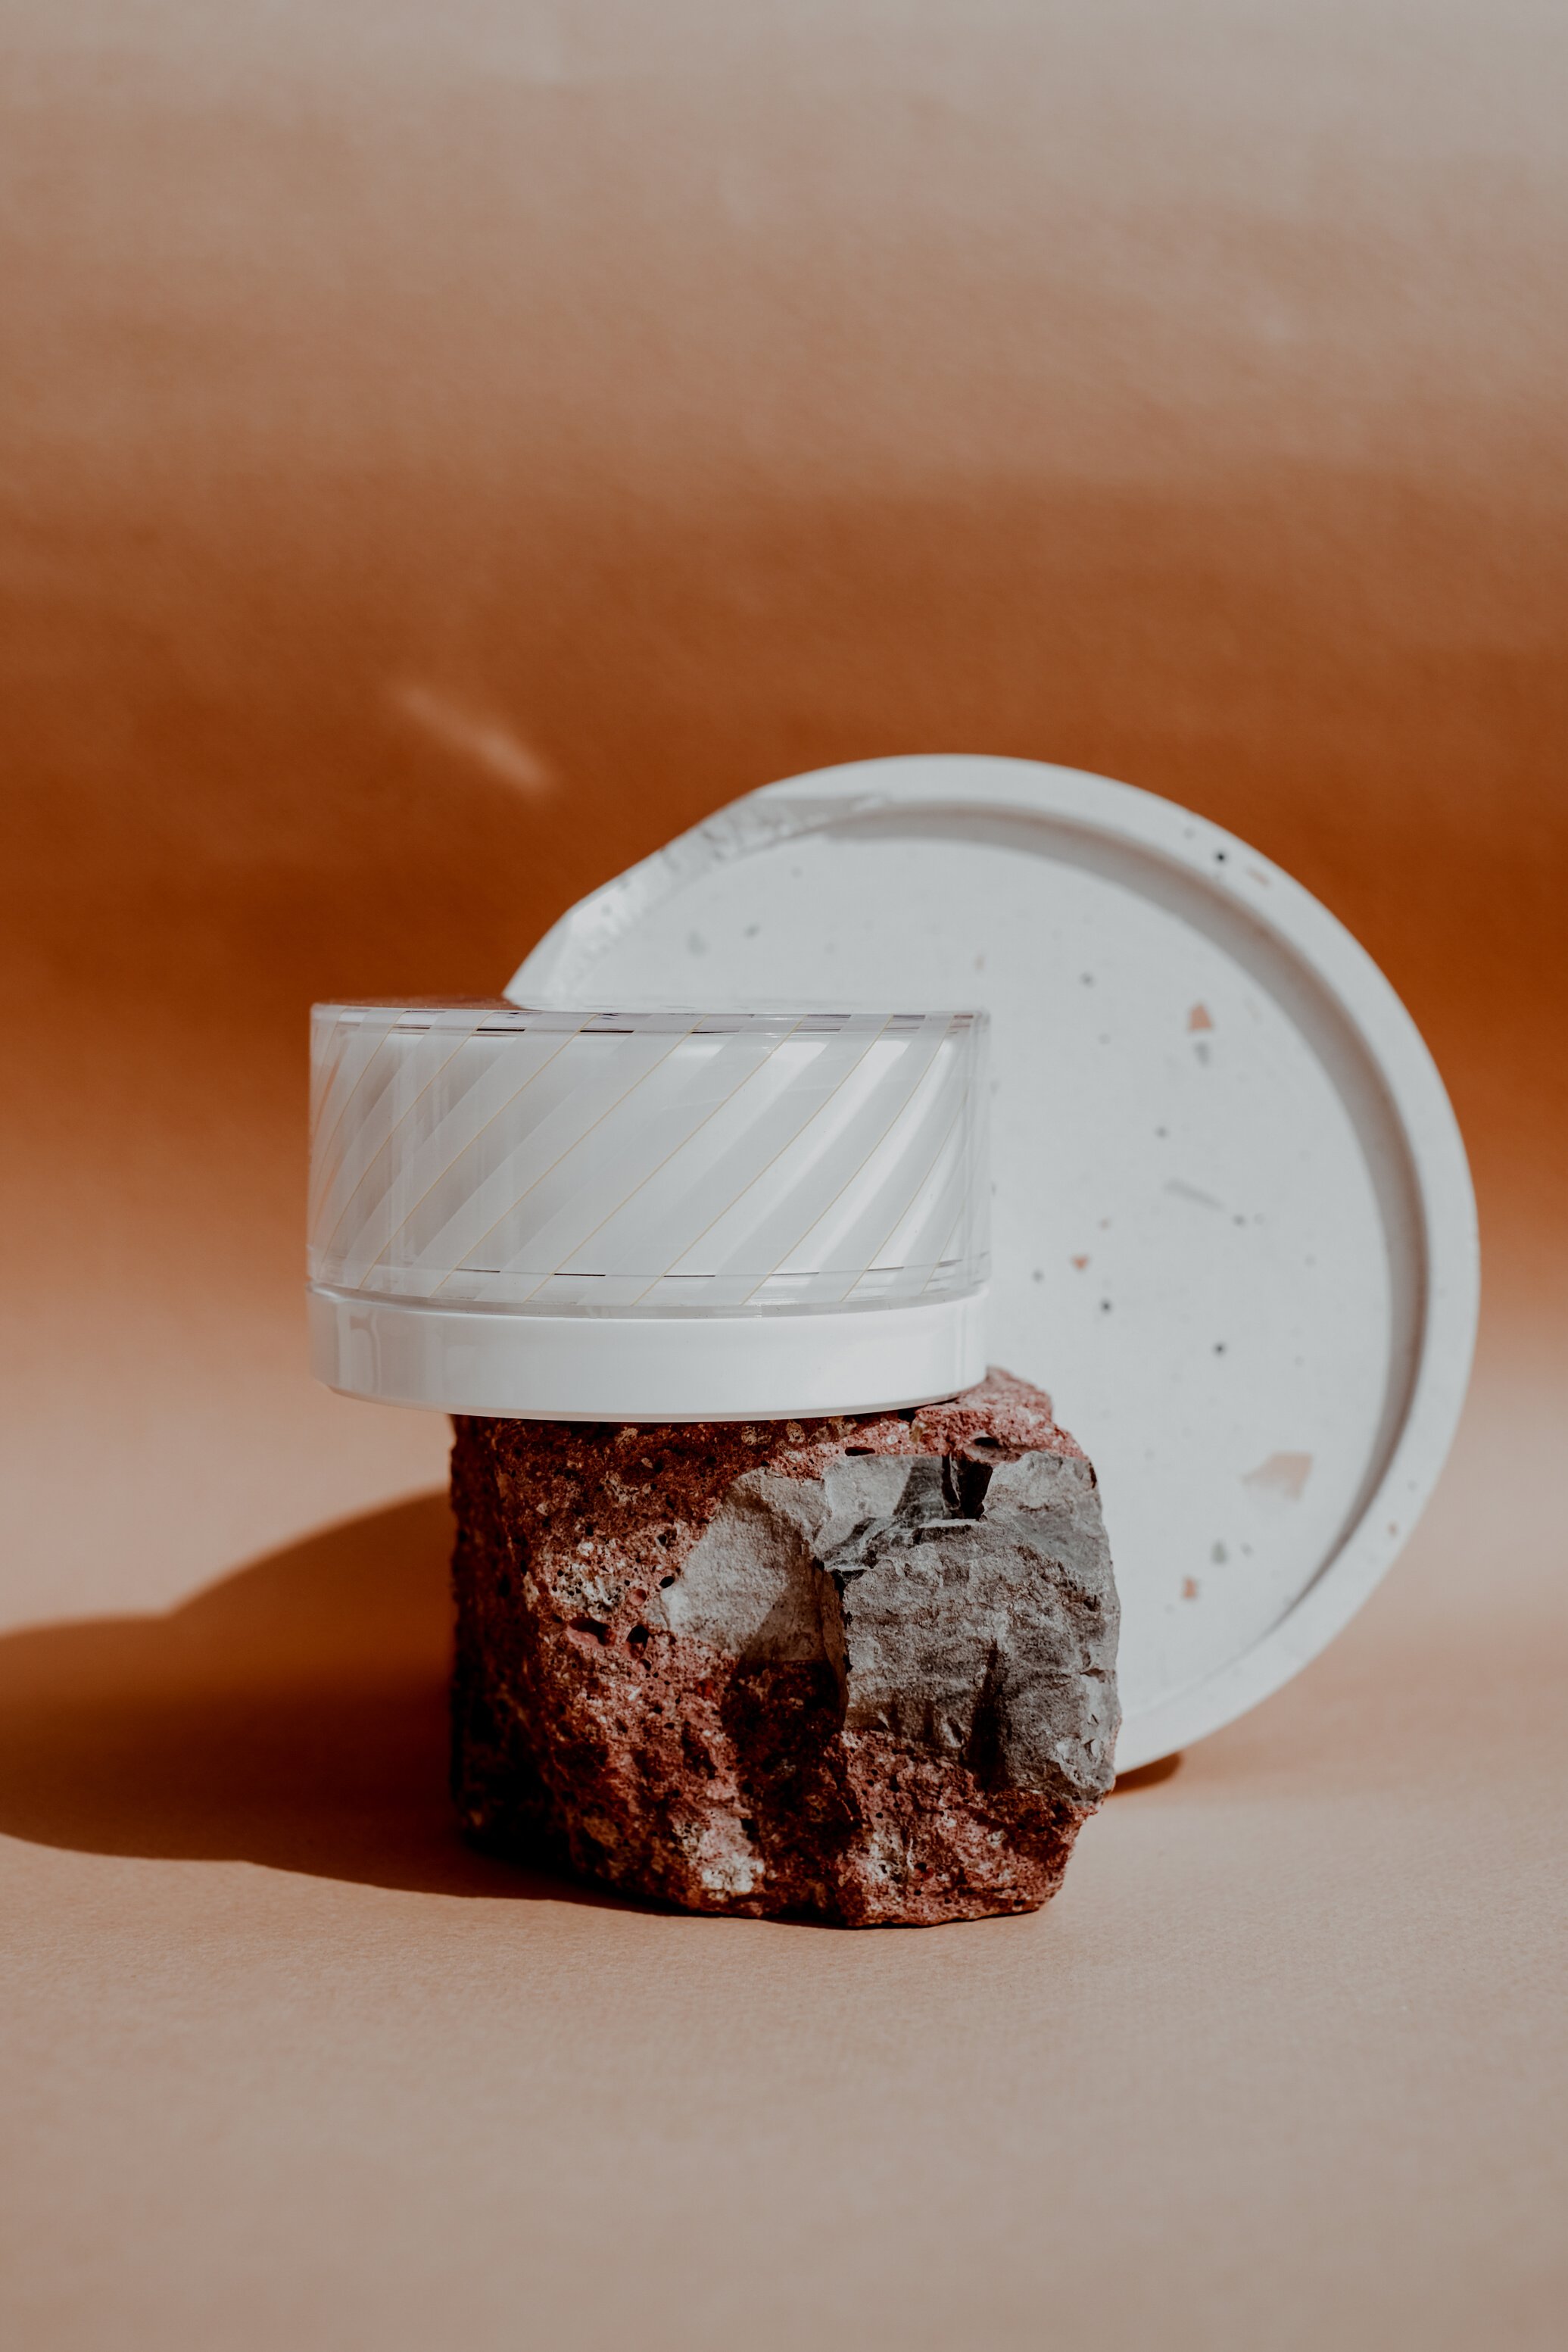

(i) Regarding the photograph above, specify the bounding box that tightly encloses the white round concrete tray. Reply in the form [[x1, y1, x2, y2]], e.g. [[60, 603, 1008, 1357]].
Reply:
[[510, 756, 1479, 1769]]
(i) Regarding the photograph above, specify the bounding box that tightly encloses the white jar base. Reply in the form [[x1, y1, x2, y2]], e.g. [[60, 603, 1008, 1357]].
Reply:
[[307, 1284, 990, 1423]]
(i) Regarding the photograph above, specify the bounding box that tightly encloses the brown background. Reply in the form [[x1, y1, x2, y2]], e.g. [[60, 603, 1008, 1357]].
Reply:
[[2, 5, 1564, 2346]]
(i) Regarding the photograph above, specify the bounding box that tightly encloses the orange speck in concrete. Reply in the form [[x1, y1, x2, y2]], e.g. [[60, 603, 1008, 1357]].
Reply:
[[1243, 1451, 1314, 1499]]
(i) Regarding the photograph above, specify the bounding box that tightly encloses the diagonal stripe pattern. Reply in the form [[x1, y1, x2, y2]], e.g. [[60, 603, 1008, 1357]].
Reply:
[[308, 1002, 990, 1315]]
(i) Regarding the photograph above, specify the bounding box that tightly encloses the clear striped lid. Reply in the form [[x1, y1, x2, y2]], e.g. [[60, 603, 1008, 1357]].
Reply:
[[307, 1003, 990, 1318]]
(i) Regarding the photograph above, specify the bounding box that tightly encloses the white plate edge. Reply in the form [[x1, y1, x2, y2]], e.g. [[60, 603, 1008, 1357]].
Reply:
[[510, 754, 1481, 1767]]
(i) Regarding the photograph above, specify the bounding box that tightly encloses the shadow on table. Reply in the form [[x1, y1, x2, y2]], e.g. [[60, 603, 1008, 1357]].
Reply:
[[1111, 1752, 1183, 1794], [0, 1494, 626, 1904], [0, 1493, 1181, 1900]]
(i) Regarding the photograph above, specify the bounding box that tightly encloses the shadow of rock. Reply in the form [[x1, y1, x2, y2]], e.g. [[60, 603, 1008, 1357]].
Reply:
[[1111, 1752, 1183, 1794], [0, 1494, 625, 1904]]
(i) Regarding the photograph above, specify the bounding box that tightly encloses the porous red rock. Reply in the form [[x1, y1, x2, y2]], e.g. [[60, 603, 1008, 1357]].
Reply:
[[449, 1370, 1119, 1926]]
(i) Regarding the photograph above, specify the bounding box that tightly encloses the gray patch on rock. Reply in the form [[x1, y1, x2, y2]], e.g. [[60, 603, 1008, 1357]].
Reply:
[[651, 1449, 1119, 1798], [653, 1475, 828, 1664]]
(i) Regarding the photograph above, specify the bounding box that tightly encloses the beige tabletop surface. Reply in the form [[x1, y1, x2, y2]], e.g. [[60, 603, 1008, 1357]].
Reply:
[[3, 5, 1566, 2345], [2, 1343, 1565, 2352]]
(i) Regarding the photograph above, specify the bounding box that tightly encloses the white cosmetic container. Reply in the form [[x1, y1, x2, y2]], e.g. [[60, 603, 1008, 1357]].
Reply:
[[307, 1002, 990, 1421]]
